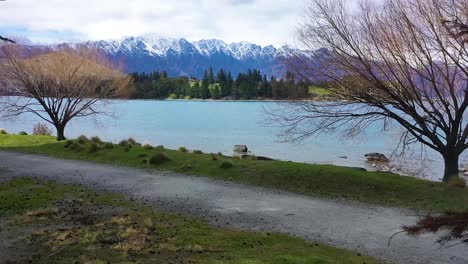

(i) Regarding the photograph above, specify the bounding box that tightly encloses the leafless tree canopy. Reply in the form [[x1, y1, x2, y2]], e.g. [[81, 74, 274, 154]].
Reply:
[[0, 45, 133, 140], [272, 0, 468, 181]]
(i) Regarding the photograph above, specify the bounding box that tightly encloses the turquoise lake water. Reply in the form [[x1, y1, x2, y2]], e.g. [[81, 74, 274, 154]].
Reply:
[[0, 100, 455, 180]]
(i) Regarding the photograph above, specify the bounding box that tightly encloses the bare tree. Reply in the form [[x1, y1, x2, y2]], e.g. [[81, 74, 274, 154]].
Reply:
[[0, 45, 133, 140], [0, 36, 15, 43], [271, 0, 468, 182], [394, 1, 468, 248]]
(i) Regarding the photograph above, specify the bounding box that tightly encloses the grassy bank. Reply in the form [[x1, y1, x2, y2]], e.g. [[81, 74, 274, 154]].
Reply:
[[0, 177, 377, 263], [1, 133, 468, 212]]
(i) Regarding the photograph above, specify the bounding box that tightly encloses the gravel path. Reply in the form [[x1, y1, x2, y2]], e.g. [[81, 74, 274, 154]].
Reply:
[[0, 151, 466, 264]]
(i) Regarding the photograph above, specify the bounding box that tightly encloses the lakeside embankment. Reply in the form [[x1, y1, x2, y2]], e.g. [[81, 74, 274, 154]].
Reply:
[[0, 99, 450, 180], [1, 133, 468, 212]]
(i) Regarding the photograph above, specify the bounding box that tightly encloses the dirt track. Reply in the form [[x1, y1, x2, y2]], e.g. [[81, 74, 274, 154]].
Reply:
[[0, 151, 466, 264]]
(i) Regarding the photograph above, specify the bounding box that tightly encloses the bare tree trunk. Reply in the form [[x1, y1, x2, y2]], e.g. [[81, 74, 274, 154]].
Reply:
[[443, 152, 460, 182], [55, 123, 66, 141]]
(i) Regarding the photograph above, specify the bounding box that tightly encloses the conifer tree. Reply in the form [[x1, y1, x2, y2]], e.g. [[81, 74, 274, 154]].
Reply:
[[193, 82, 201, 98], [217, 69, 227, 97], [201, 70, 210, 99], [208, 66, 215, 84]]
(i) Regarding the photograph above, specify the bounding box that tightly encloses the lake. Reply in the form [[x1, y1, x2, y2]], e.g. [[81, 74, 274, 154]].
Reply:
[[0, 100, 460, 181]]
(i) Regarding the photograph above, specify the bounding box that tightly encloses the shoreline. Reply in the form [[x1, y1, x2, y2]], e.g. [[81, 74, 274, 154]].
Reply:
[[2, 133, 467, 212], [1, 95, 339, 103]]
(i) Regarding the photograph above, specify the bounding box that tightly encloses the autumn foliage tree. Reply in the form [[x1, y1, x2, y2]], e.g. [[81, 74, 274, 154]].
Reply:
[[0, 45, 133, 140], [271, 0, 468, 182]]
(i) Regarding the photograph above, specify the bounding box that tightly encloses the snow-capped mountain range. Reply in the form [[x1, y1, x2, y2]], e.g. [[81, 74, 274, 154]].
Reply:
[[84, 35, 301, 77]]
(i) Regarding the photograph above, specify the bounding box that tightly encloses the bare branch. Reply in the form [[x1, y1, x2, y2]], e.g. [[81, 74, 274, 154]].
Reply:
[[271, 0, 468, 182]]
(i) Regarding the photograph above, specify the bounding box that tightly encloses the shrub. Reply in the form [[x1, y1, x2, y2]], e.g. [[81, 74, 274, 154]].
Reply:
[[69, 142, 84, 151], [88, 142, 100, 153], [448, 177, 466, 188], [124, 145, 132, 152], [184, 96, 191, 100], [32, 123, 52, 136], [149, 152, 170, 165], [178, 147, 188, 153], [127, 137, 138, 145], [18, 131, 28, 135], [138, 153, 148, 158], [0, 129, 7, 134], [193, 150, 203, 154], [211, 154, 218, 161], [119, 140, 128, 146], [90, 136, 102, 144], [155, 145, 165, 150], [77, 135, 88, 144], [180, 163, 194, 171], [63, 140, 74, 148], [168, 93, 178, 99], [143, 144, 154, 150], [220, 161, 233, 169], [104, 142, 114, 149]]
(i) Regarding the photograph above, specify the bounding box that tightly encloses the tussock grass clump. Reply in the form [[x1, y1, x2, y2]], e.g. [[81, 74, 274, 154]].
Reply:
[[88, 142, 100, 153], [63, 140, 74, 148], [193, 150, 203, 154], [18, 131, 28, 136], [211, 154, 218, 161], [220, 161, 233, 169], [90, 136, 102, 144], [104, 142, 114, 149], [149, 152, 170, 165], [143, 144, 153, 150], [180, 163, 194, 171], [178, 147, 188, 153], [448, 177, 466, 188], [77, 135, 88, 144], [124, 145, 132, 152], [69, 142, 84, 151]]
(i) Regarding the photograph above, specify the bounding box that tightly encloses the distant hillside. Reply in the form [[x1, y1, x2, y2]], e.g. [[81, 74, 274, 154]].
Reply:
[[84, 35, 308, 78], [3, 36, 328, 79]]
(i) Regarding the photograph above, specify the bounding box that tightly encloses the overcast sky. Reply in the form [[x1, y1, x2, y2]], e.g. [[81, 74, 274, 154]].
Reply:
[[0, 0, 308, 47]]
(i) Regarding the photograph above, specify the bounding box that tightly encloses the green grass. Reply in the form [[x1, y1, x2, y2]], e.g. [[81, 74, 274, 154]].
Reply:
[[2, 134, 468, 212], [189, 80, 200, 87], [309, 86, 335, 97], [0, 177, 377, 264]]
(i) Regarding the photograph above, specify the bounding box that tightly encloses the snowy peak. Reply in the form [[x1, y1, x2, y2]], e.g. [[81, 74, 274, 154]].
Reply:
[[193, 39, 231, 56], [92, 36, 283, 60], [79, 35, 313, 77]]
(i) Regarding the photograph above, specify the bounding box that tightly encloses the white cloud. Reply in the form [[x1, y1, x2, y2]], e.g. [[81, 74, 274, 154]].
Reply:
[[0, 0, 305, 46]]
